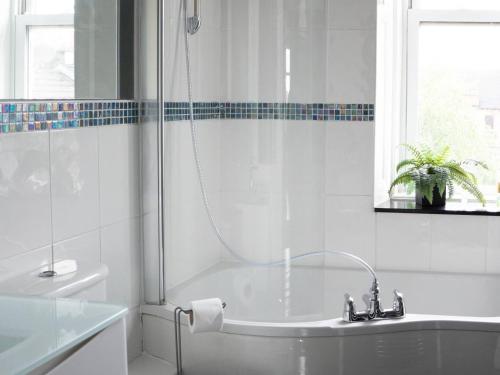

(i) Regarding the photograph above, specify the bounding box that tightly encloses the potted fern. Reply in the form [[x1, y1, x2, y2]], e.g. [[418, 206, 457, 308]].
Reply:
[[389, 145, 487, 207]]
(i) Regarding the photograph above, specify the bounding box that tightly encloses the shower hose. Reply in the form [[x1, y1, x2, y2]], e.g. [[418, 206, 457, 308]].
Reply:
[[181, 0, 377, 282]]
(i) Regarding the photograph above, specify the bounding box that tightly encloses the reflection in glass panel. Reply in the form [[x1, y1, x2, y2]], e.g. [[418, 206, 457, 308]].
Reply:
[[28, 26, 75, 99], [26, 0, 75, 14]]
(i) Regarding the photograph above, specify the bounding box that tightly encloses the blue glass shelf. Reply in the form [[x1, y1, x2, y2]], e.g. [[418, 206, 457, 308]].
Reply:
[[0, 296, 127, 375]]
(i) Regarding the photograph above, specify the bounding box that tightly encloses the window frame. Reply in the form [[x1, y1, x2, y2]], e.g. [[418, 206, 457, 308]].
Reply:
[[387, 9, 500, 201], [14, 6, 73, 98], [406, 9, 500, 147]]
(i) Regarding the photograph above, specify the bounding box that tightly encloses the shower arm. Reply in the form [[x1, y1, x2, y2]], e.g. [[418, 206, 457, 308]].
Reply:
[[187, 0, 201, 35]]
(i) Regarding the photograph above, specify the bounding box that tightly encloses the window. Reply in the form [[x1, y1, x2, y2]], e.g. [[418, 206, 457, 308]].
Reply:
[[14, 0, 74, 99], [25, 0, 75, 14], [377, 0, 500, 202]]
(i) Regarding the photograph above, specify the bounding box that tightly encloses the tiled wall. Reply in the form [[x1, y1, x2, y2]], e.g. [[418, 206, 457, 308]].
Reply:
[[0, 99, 142, 359]]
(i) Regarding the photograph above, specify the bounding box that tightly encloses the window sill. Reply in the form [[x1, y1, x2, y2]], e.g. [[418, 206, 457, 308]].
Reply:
[[375, 199, 500, 216]]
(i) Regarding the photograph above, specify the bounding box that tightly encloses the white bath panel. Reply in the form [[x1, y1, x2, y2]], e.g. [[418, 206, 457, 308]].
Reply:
[[129, 354, 176, 375]]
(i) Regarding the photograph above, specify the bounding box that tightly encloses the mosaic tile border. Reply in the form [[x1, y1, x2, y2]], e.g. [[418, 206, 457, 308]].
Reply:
[[162, 102, 375, 122], [0, 100, 138, 134], [0, 99, 373, 134], [164, 102, 220, 121]]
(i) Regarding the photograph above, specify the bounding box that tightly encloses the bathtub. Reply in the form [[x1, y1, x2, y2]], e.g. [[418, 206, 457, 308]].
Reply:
[[141, 263, 500, 375]]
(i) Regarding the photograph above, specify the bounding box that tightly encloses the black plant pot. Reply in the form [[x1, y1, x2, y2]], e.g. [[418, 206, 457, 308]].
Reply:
[[416, 185, 446, 208]]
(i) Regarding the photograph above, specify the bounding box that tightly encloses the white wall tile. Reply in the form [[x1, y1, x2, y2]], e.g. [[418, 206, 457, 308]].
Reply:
[[487, 217, 500, 273], [326, 29, 376, 103], [431, 215, 488, 273], [325, 123, 374, 196], [165, 14, 222, 102], [255, 25, 285, 102], [164, 185, 222, 288], [99, 125, 140, 226], [142, 211, 160, 304], [220, 15, 259, 101], [141, 120, 159, 216], [219, 120, 279, 193], [218, 191, 324, 266], [0, 132, 51, 259], [53, 230, 100, 264], [376, 213, 432, 271], [282, 122, 325, 193], [284, 28, 327, 103], [220, 120, 324, 195], [220, 1, 287, 102], [283, 0, 329, 31], [327, 0, 377, 30], [281, 192, 325, 265], [50, 128, 100, 242], [325, 195, 375, 267], [101, 217, 142, 307], [0, 245, 51, 282], [218, 190, 276, 264], [166, 120, 220, 194], [164, 119, 222, 286], [126, 306, 143, 361]]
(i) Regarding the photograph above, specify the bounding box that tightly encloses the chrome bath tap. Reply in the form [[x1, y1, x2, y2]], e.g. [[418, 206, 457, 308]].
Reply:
[[343, 280, 405, 322]]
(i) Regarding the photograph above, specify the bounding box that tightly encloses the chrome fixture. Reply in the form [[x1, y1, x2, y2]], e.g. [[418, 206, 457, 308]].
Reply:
[[187, 0, 201, 35], [174, 302, 227, 374], [39, 270, 57, 278], [343, 280, 405, 322]]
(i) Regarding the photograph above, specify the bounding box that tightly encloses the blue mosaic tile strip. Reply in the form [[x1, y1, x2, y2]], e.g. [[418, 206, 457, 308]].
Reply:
[[160, 102, 375, 122], [164, 102, 221, 121], [0, 100, 138, 134]]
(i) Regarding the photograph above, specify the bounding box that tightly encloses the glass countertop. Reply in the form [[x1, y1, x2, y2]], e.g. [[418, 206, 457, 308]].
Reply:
[[0, 295, 127, 375]]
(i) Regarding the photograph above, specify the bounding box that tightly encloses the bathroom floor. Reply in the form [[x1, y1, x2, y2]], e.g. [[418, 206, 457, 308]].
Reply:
[[129, 354, 176, 375]]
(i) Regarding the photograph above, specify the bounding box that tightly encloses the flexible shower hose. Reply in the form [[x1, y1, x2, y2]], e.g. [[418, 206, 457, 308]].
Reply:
[[181, 0, 377, 282]]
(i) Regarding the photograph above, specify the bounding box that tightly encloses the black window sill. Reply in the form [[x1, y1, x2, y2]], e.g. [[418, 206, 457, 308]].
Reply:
[[375, 199, 500, 216]]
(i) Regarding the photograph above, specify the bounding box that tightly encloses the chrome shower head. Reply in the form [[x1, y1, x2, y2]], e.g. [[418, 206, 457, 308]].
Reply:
[[187, 0, 201, 35]]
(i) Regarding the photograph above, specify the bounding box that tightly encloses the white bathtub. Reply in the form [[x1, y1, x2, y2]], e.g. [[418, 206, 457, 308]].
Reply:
[[141, 263, 500, 374]]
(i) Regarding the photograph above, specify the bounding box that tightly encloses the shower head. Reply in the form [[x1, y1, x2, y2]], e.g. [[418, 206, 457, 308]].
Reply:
[[187, 0, 201, 35]]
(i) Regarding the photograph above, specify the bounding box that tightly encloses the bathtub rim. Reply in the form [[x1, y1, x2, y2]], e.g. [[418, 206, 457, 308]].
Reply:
[[141, 303, 500, 338]]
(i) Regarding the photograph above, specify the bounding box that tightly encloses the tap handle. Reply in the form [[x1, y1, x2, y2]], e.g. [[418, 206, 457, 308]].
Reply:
[[393, 289, 405, 314], [393, 289, 403, 302], [343, 293, 355, 322], [344, 293, 355, 310]]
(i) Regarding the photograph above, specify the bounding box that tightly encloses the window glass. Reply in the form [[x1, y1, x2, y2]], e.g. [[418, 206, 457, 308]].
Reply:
[[28, 26, 75, 99], [416, 22, 500, 196], [25, 0, 75, 14], [414, 0, 500, 10]]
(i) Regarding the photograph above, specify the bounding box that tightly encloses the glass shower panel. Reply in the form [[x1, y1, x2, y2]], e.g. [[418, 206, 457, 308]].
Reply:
[[161, 0, 375, 322]]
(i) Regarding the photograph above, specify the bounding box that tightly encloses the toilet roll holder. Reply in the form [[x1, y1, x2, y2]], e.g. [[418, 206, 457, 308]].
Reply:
[[174, 302, 226, 374]]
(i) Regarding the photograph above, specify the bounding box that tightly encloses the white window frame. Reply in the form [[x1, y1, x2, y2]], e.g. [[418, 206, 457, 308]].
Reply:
[[405, 9, 500, 150], [14, 5, 73, 98]]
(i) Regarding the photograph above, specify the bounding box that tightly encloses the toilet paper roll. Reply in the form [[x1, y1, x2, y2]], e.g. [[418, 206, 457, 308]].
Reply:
[[188, 298, 224, 334]]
